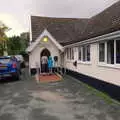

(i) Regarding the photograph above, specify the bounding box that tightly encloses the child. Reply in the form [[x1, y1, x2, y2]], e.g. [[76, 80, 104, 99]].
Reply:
[[48, 56, 53, 75]]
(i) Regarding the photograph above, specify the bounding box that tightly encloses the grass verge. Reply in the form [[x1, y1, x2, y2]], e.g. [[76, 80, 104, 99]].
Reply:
[[66, 75, 120, 105]]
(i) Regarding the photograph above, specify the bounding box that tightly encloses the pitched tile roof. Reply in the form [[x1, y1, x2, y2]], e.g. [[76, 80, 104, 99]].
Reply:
[[31, 0, 120, 46], [31, 16, 89, 45], [63, 0, 120, 45], [80, 0, 120, 40]]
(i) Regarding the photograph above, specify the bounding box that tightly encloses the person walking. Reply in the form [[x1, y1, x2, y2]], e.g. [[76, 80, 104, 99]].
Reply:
[[48, 56, 53, 75], [41, 54, 48, 75]]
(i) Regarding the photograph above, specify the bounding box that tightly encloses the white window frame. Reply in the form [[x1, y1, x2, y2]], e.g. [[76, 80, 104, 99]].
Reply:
[[78, 44, 91, 64], [66, 47, 74, 61], [98, 42, 105, 63], [71, 47, 74, 60], [66, 48, 69, 60], [98, 39, 120, 68], [78, 46, 82, 61]]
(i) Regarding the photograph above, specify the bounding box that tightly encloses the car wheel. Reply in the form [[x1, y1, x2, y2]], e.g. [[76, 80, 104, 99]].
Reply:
[[13, 73, 20, 80], [19, 70, 22, 75], [21, 62, 25, 68]]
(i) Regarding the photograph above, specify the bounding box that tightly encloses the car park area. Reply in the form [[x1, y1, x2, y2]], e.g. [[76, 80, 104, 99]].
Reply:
[[0, 68, 120, 120]]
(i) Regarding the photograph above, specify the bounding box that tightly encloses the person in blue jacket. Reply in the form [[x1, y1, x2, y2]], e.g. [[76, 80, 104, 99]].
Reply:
[[48, 56, 53, 75]]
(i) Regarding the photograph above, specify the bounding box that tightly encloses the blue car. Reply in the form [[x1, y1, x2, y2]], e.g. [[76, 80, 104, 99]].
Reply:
[[0, 56, 21, 80]]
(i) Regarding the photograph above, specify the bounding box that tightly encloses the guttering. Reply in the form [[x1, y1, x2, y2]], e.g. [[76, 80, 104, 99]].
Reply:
[[64, 30, 120, 48]]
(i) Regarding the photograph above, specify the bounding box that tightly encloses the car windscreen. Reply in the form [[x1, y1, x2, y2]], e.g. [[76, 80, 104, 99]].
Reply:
[[0, 58, 11, 64]]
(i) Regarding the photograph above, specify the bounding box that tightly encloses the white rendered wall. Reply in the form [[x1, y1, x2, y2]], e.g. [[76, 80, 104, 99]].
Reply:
[[29, 38, 60, 69], [64, 43, 120, 86]]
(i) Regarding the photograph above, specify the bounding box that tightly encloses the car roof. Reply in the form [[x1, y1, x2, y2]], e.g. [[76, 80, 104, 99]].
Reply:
[[0, 56, 11, 59]]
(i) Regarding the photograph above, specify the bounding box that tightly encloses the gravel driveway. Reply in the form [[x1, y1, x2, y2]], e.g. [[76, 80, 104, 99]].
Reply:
[[0, 68, 120, 120]]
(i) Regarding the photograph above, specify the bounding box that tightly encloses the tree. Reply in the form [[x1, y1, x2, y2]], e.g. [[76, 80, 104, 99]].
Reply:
[[7, 36, 22, 55], [7, 32, 29, 55], [0, 21, 9, 56], [20, 32, 29, 51]]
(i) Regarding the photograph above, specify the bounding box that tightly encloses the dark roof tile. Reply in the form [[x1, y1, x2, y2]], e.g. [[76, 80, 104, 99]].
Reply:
[[31, 16, 89, 45], [31, 0, 120, 46]]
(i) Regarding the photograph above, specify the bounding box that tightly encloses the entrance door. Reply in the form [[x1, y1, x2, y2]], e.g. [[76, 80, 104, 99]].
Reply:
[[40, 48, 51, 73], [41, 48, 51, 58]]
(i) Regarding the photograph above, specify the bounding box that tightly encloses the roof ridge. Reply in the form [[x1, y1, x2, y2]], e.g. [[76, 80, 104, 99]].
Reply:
[[91, 0, 120, 18], [31, 15, 89, 20]]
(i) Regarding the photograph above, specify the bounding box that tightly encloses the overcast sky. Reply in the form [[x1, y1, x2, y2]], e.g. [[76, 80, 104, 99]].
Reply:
[[0, 0, 119, 36]]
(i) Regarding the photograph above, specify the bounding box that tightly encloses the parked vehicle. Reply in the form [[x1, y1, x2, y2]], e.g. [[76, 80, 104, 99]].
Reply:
[[0, 56, 21, 80], [15, 55, 25, 68]]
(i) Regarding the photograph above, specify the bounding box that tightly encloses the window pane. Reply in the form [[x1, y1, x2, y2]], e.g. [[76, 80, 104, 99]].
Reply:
[[99, 43, 105, 62], [70, 48, 71, 60], [67, 49, 69, 59], [83, 46, 86, 61], [67, 48, 69, 59], [67, 48, 70, 60], [116, 40, 120, 64], [87, 45, 90, 61], [71, 48, 74, 60], [78, 47, 81, 60], [107, 40, 114, 64]]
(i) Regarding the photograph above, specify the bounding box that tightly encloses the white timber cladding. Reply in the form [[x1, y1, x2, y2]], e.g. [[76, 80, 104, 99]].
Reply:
[[64, 31, 120, 86]]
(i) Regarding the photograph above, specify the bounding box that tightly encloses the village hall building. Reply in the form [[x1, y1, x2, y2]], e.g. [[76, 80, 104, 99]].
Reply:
[[27, 1, 120, 101]]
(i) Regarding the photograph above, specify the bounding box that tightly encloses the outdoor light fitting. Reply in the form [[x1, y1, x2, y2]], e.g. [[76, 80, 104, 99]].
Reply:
[[43, 36, 48, 42]]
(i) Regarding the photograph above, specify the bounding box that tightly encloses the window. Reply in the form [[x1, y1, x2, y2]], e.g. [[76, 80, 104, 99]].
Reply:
[[116, 40, 120, 64], [66, 48, 69, 60], [83, 45, 90, 62], [98, 40, 120, 65], [87, 45, 90, 61], [83, 46, 86, 61], [78, 45, 90, 62], [69, 48, 71, 60], [66, 48, 74, 60], [78, 47, 82, 60], [99, 43, 105, 62], [107, 40, 114, 64], [71, 48, 74, 60]]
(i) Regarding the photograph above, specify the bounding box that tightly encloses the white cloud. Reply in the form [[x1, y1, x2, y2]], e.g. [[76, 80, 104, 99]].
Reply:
[[0, 14, 26, 37], [0, 0, 119, 36]]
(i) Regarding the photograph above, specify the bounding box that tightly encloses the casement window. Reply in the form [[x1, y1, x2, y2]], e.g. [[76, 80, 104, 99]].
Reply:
[[66, 48, 74, 60], [83, 45, 90, 61], [71, 48, 74, 60], [78, 47, 82, 61], [66, 48, 70, 60], [99, 40, 120, 65], [87, 45, 90, 61], [83, 46, 86, 61], [107, 40, 114, 64], [116, 40, 120, 64], [78, 45, 90, 62], [99, 43, 105, 62]]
